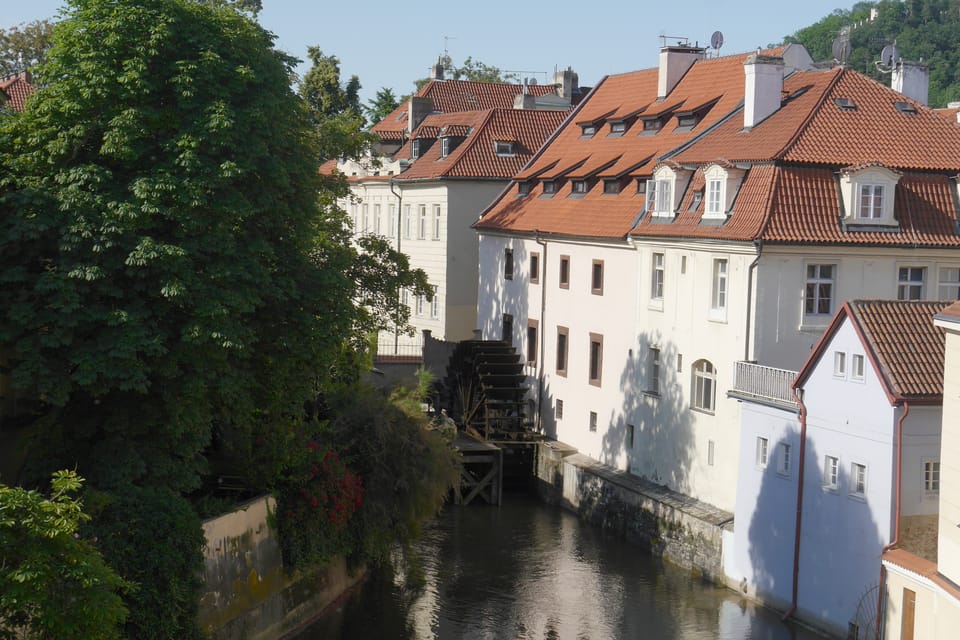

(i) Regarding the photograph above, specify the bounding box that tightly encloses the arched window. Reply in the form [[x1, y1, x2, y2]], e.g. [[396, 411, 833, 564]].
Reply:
[[692, 359, 716, 413]]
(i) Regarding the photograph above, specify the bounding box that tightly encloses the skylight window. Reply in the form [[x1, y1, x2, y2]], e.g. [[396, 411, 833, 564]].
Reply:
[[834, 97, 857, 111], [894, 101, 916, 114], [494, 140, 515, 156]]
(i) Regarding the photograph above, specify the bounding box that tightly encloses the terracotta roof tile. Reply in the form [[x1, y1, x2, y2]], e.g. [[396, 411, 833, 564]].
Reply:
[[371, 79, 558, 139], [883, 549, 960, 602], [938, 301, 960, 320], [849, 299, 949, 401], [392, 109, 567, 182], [0, 73, 35, 112]]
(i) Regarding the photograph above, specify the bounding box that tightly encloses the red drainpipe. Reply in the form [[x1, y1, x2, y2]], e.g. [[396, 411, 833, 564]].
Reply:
[[874, 401, 909, 638], [782, 385, 808, 621]]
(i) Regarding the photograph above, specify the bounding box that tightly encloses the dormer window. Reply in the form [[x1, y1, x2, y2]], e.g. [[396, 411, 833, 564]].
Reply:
[[542, 180, 557, 196], [517, 181, 532, 196], [570, 180, 588, 196], [642, 118, 661, 134], [646, 165, 693, 218], [603, 179, 621, 195], [702, 163, 745, 220], [494, 140, 515, 156], [677, 113, 698, 128], [440, 137, 451, 158], [580, 124, 597, 137], [609, 121, 626, 136], [411, 139, 421, 159], [840, 165, 901, 227]]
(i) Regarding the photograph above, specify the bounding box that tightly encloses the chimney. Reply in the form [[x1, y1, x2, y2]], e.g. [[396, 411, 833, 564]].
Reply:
[[514, 93, 537, 110], [430, 57, 445, 81], [949, 101, 960, 124], [553, 67, 579, 99], [892, 60, 928, 106], [743, 53, 785, 128], [658, 45, 706, 99], [408, 96, 433, 133]]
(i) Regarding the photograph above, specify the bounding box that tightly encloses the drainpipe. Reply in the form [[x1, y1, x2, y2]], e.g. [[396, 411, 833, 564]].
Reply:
[[389, 178, 403, 355], [535, 230, 547, 432], [783, 385, 808, 622], [875, 401, 910, 637], [744, 239, 763, 361]]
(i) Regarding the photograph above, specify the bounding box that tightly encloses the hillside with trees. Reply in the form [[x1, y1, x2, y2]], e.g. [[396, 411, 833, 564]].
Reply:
[[785, 0, 960, 107]]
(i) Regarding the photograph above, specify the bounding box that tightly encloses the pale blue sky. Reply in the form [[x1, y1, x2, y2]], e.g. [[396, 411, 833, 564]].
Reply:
[[5, 0, 853, 106]]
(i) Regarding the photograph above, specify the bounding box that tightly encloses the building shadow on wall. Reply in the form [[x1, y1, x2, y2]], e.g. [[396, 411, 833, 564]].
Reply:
[[600, 334, 696, 494], [747, 429, 883, 638]]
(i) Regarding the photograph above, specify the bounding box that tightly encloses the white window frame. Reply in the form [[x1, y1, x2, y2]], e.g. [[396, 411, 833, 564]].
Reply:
[[388, 204, 396, 238], [417, 205, 427, 240], [897, 266, 926, 300], [362, 204, 369, 233], [430, 286, 439, 319], [924, 459, 940, 495], [804, 263, 836, 317], [494, 140, 514, 156], [646, 178, 673, 217], [706, 178, 723, 217], [692, 359, 716, 413], [851, 462, 867, 497], [823, 455, 840, 491], [555, 399, 563, 420], [403, 205, 412, 239], [647, 347, 661, 396], [834, 351, 847, 378], [589, 411, 598, 432], [432, 205, 441, 240], [651, 253, 665, 302], [840, 166, 901, 226], [777, 443, 792, 477], [858, 184, 884, 220], [415, 294, 425, 316], [351, 204, 359, 232], [710, 258, 728, 320], [440, 136, 451, 158], [851, 354, 865, 381], [938, 266, 960, 300], [374, 204, 381, 235], [756, 437, 769, 468], [410, 139, 421, 159]]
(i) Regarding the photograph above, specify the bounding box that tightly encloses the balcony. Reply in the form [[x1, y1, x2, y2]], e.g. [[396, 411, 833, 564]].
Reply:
[[729, 361, 797, 410]]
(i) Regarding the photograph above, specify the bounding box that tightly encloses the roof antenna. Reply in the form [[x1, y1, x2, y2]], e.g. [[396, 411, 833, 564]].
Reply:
[[831, 28, 851, 66], [875, 41, 900, 74], [710, 31, 724, 58]]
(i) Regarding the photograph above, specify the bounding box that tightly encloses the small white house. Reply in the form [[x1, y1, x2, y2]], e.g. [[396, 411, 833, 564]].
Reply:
[[730, 300, 948, 638]]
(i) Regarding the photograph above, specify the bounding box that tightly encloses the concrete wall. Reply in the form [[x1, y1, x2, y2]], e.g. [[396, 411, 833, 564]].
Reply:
[[883, 564, 960, 640], [938, 329, 960, 583], [198, 496, 365, 640]]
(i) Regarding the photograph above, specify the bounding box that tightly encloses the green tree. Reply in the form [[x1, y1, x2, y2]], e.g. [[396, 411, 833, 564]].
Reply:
[[0, 20, 55, 76], [365, 87, 399, 125], [0, 471, 129, 640], [299, 47, 371, 161], [412, 54, 518, 93]]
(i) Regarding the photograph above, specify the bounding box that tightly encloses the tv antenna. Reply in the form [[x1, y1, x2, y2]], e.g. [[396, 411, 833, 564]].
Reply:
[[832, 28, 851, 66], [443, 35, 457, 58]]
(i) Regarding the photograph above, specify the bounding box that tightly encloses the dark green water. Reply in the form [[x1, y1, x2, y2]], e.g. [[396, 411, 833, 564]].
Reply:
[[295, 495, 820, 640]]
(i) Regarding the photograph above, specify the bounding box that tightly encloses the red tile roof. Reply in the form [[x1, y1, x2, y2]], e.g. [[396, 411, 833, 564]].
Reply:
[[371, 79, 559, 140], [0, 72, 35, 112], [797, 300, 948, 402], [476, 49, 960, 245], [388, 109, 568, 182], [883, 549, 960, 603], [938, 301, 960, 321]]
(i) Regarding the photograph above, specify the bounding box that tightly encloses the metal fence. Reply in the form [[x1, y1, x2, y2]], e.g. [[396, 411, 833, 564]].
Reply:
[[731, 361, 797, 407], [375, 333, 424, 361]]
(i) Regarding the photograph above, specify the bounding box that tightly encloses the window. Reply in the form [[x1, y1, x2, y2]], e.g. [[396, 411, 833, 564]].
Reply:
[[591, 260, 604, 295], [648, 347, 661, 395], [440, 137, 451, 157], [851, 462, 867, 496], [805, 264, 835, 316], [898, 267, 925, 300], [692, 360, 716, 413], [823, 455, 840, 490], [642, 118, 661, 133], [589, 411, 598, 432], [651, 253, 665, 301], [542, 180, 557, 196], [374, 204, 382, 235], [603, 179, 621, 195], [756, 437, 769, 467], [504, 248, 514, 280], [527, 320, 539, 365], [432, 205, 441, 240], [707, 179, 723, 216], [530, 253, 540, 284], [711, 259, 728, 317], [589, 333, 603, 386], [362, 204, 369, 233], [559, 256, 570, 289], [580, 124, 597, 137], [417, 205, 427, 239], [411, 139, 421, 159], [938, 267, 960, 299], [858, 184, 884, 219], [403, 205, 412, 239], [518, 181, 532, 196], [571, 180, 588, 195], [924, 460, 940, 493], [834, 351, 846, 378], [778, 443, 792, 476], [401, 288, 409, 308], [388, 204, 396, 238], [501, 313, 513, 344], [852, 354, 865, 381], [431, 287, 439, 319], [646, 179, 673, 216], [609, 121, 626, 135], [494, 140, 514, 156], [415, 295, 425, 316], [556, 399, 564, 420], [351, 204, 359, 231], [627, 424, 635, 449], [556, 326, 569, 376], [707, 440, 716, 466]]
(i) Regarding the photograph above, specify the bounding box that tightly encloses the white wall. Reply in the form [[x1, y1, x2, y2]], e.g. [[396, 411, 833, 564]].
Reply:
[[938, 328, 960, 583]]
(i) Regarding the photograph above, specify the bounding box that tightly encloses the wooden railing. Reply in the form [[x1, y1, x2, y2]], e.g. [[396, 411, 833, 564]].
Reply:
[[731, 361, 797, 407]]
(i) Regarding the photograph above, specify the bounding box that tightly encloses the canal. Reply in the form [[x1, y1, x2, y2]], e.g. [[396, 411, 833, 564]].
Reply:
[[294, 494, 821, 639]]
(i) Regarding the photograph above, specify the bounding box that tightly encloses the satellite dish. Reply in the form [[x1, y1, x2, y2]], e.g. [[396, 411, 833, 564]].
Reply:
[[528, 78, 537, 85], [880, 43, 900, 67], [832, 34, 851, 65], [711, 30, 724, 50]]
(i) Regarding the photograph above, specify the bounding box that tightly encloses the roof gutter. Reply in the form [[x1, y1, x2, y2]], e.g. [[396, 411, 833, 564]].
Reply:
[[744, 238, 763, 361], [783, 384, 808, 623], [535, 230, 548, 433]]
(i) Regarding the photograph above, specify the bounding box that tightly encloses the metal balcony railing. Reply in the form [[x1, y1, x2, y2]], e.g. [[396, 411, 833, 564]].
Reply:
[[730, 361, 797, 408]]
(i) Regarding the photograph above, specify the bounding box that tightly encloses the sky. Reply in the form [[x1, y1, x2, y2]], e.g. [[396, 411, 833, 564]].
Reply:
[[4, 0, 853, 106]]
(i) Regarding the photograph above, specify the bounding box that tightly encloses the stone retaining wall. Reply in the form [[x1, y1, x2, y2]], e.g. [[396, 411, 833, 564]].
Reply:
[[535, 442, 733, 582]]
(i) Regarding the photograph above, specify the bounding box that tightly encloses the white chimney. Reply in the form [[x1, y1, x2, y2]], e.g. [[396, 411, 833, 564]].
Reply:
[[743, 53, 785, 129], [553, 67, 579, 99], [892, 60, 928, 106], [658, 45, 705, 99]]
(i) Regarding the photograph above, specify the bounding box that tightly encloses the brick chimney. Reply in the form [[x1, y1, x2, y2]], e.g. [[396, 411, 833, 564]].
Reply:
[[892, 60, 928, 106], [743, 53, 784, 128], [658, 45, 705, 99], [408, 96, 433, 133]]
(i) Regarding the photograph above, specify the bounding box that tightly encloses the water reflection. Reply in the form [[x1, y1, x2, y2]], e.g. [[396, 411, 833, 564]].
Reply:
[[296, 495, 819, 640]]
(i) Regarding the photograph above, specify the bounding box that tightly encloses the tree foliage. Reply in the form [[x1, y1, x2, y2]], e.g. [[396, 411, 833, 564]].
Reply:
[[411, 54, 518, 94], [786, 0, 960, 106], [299, 47, 372, 161], [0, 20, 55, 76], [365, 87, 400, 125], [0, 471, 129, 640]]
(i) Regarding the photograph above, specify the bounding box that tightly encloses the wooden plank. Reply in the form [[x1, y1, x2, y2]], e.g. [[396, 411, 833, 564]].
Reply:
[[901, 587, 916, 640], [462, 467, 497, 505]]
